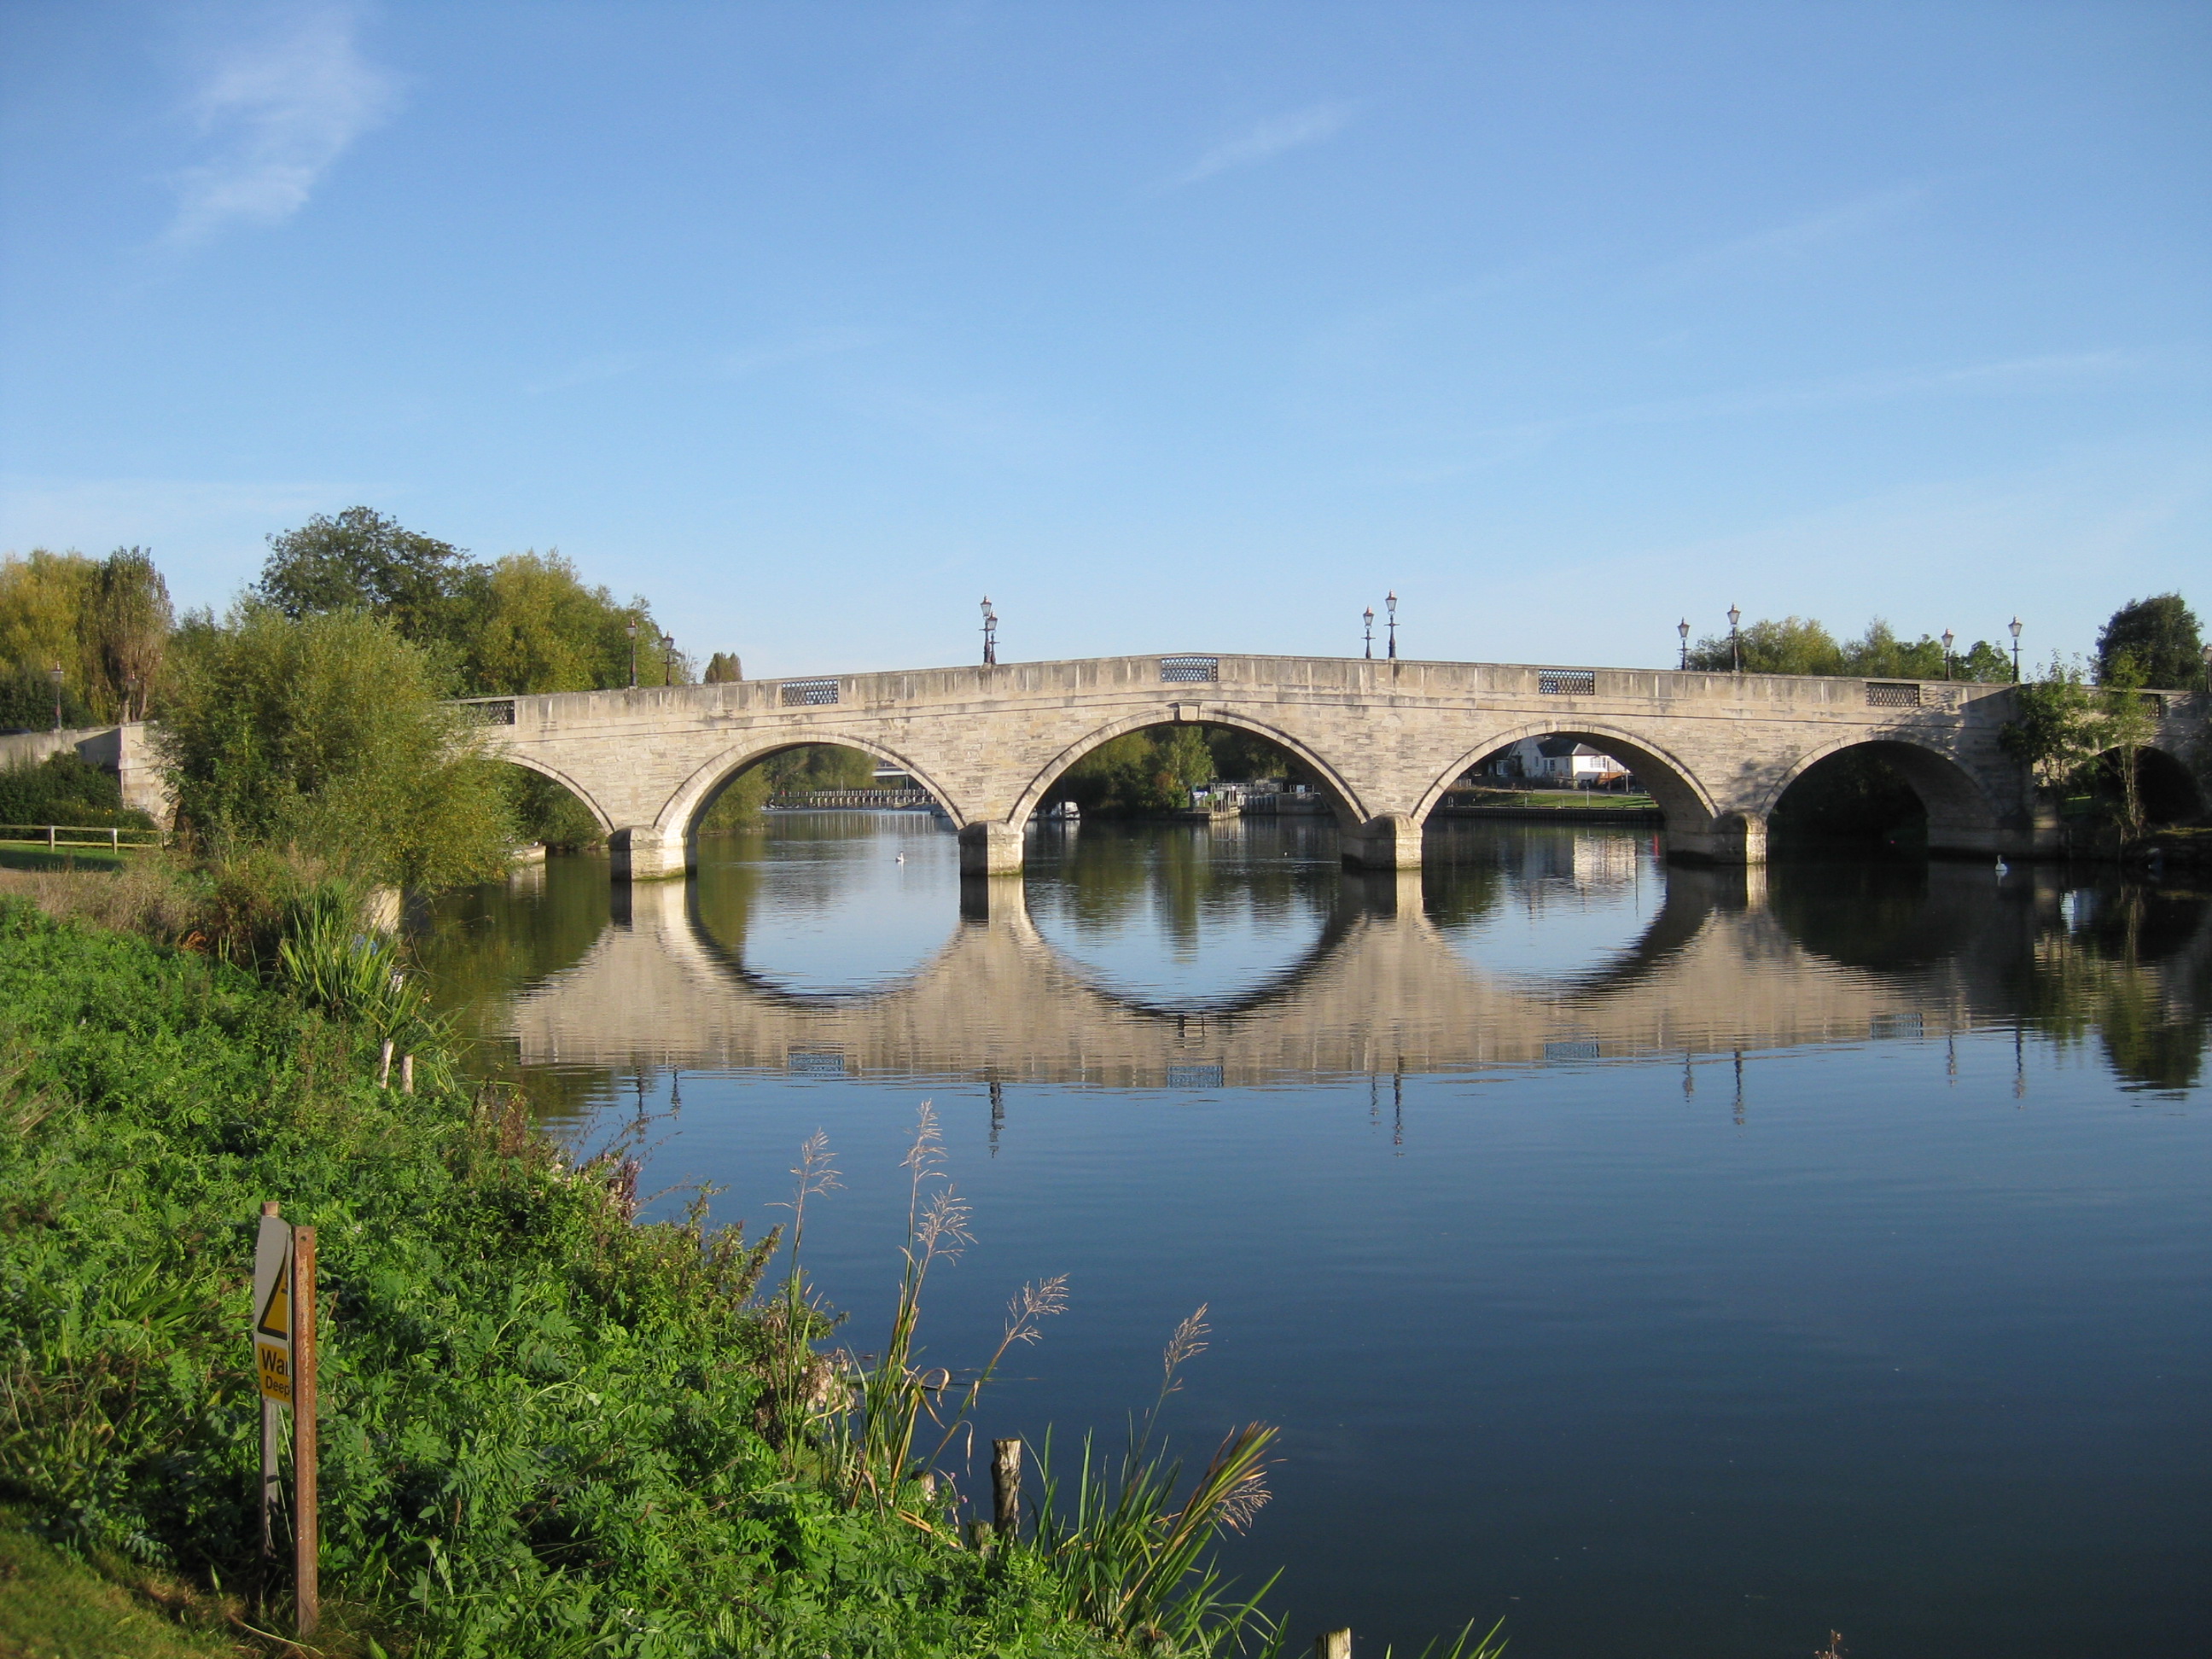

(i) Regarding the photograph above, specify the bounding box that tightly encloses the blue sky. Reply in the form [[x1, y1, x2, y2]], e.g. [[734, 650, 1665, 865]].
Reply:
[[2, 3, 2206, 677]]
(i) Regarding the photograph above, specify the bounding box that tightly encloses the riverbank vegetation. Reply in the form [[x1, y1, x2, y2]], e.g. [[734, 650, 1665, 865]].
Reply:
[[0, 873, 1324, 1657]]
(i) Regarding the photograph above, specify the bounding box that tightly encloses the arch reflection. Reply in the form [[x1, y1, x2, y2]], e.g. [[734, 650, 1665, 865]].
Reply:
[[443, 822, 2212, 1092], [688, 812, 963, 1001]]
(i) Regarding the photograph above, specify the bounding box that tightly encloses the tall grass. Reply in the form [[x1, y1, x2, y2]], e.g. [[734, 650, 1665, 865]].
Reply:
[[759, 1104, 1290, 1656]]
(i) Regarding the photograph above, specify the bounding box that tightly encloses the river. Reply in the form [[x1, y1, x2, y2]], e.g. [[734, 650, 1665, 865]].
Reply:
[[416, 813, 2211, 1659]]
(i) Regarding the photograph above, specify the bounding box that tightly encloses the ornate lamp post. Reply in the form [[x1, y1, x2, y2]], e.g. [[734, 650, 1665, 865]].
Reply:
[[1727, 605, 1742, 674], [1941, 629, 1955, 680], [125, 672, 139, 724], [981, 597, 998, 666], [2009, 616, 2023, 683], [626, 619, 638, 689], [661, 633, 677, 685], [48, 663, 63, 732], [1677, 619, 1691, 670], [1385, 591, 1399, 661], [1362, 606, 1374, 660]]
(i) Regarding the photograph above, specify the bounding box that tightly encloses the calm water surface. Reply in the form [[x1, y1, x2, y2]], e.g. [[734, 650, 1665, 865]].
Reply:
[[420, 814, 2212, 1659]]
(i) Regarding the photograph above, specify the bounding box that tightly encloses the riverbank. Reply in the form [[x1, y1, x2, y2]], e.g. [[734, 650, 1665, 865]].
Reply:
[[0, 888, 1282, 1657]]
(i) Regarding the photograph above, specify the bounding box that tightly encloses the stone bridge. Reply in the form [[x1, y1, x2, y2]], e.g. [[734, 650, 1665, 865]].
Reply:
[[472, 653, 2207, 881]]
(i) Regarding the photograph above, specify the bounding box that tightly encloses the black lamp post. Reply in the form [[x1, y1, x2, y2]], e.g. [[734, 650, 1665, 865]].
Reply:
[[1385, 591, 1399, 660], [1362, 606, 1374, 660], [661, 633, 677, 685], [2202, 642, 2212, 693], [48, 663, 63, 732], [1677, 618, 1691, 670], [1941, 629, 1955, 680], [1727, 605, 1742, 674], [2009, 616, 2023, 683], [124, 672, 138, 724], [981, 597, 998, 666], [627, 619, 638, 689]]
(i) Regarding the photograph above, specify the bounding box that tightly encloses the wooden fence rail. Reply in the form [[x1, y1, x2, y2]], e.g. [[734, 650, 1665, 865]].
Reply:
[[0, 823, 169, 851]]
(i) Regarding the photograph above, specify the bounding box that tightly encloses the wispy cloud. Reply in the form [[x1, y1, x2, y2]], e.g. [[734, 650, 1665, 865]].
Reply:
[[169, 3, 398, 243], [1166, 102, 1354, 189], [1653, 183, 1934, 282]]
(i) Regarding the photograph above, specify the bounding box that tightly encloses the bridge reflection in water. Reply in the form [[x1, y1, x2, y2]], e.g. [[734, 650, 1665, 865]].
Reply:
[[423, 816, 2209, 1096]]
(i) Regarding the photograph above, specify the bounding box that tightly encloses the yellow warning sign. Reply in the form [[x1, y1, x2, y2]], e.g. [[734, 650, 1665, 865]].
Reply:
[[252, 1212, 293, 1405]]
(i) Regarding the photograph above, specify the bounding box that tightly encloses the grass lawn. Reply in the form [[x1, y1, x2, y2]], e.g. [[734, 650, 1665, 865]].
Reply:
[[0, 845, 128, 875], [1447, 788, 1658, 810], [0, 1511, 247, 1658]]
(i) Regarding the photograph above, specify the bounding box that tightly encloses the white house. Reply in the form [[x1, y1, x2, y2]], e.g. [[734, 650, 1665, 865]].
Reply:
[[1486, 736, 1630, 786]]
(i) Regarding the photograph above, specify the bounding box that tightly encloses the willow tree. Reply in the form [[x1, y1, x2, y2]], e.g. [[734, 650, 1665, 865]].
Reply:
[[158, 603, 515, 890]]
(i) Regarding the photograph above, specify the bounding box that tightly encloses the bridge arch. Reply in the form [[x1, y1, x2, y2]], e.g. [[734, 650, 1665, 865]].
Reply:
[[1005, 707, 1371, 830], [495, 752, 616, 834], [1411, 719, 1721, 832], [1761, 735, 2006, 854], [655, 734, 974, 840]]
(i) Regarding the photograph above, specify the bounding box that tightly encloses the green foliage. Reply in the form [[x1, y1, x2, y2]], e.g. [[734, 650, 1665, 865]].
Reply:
[[696, 747, 880, 834], [0, 905, 1282, 1656], [0, 664, 95, 733], [506, 766, 604, 850], [0, 548, 173, 727], [156, 605, 515, 891], [1686, 615, 2011, 680], [256, 507, 474, 649], [2000, 660, 2099, 795], [703, 652, 744, 684], [1055, 728, 1218, 818], [2096, 593, 2203, 689], [275, 882, 436, 1045], [257, 513, 690, 697], [0, 752, 153, 830], [451, 551, 678, 696]]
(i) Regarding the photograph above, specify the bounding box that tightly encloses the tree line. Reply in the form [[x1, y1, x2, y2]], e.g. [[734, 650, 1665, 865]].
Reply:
[[1683, 593, 2204, 690]]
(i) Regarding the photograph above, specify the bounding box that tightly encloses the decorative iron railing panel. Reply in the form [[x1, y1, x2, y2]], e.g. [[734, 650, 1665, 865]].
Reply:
[[779, 678, 841, 706], [1538, 670, 1598, 696], [1160, 656, 1220, 683], [1866, 682, 1922, 708]]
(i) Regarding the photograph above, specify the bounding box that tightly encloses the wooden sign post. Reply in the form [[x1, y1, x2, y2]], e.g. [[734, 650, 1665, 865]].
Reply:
[[251, 1204, 318, 1637]]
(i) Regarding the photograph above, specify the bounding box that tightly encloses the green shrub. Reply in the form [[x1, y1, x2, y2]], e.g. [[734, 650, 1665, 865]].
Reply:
[[0, 752, 154, 830], [0, 905, 1266, 1656]]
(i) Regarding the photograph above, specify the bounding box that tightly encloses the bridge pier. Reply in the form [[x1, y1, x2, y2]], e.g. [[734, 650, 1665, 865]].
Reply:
[[1342, 813, 1423, 870], [610, 825, 690, 882], [959, 821, 1026, 876], [1663, 812, 1767, 866]]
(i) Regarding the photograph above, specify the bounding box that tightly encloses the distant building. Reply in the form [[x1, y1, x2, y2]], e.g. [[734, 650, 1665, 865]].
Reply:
[[1485, 736, 1630, 786]]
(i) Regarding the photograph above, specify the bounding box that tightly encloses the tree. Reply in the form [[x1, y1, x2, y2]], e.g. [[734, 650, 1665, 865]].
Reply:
[[2000, 659, 2098, 798], [1842, 619, 1945, 680], [1687, 614, 2013, 680], [450, 551, 664, 695], [256, 507, 473, 646], [704, 652, 743, 684], [1686, 615, 1843, 675], [0, 550, 104, 721], [2092, 652, 2159, 836], [91, 547, 172, 720], [157, 603, 515, 889], [2096, 593, 2202, 688], [1054, 727, 1216, 816]]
